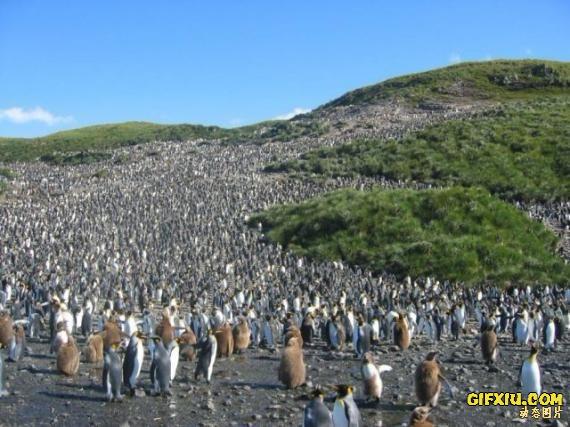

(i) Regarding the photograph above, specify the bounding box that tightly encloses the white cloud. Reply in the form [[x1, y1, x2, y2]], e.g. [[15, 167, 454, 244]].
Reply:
[[449, 53, 462, 64], [0, 106, 73, 125], [273, 107, 311, 121]]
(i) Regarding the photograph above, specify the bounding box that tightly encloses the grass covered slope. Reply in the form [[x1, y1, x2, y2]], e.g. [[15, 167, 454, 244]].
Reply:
[[269, 98, 570, 202], [319, 59, 570, 108], [0, 121, 233, 163], [0, 119, 328, 163], [251, 187, 569, 285]]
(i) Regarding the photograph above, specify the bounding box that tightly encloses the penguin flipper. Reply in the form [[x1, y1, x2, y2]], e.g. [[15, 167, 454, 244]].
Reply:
[[438, 373, 454, 398]]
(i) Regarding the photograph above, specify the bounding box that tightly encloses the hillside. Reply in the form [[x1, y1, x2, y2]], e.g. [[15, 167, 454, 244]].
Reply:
[[268, 97, 570, 202], [250, 187, 570, 285], [0, 119, 328, 164], [2, 60, 568, 164], [0, 121, 235, 163], [316, 59, 570, 109]]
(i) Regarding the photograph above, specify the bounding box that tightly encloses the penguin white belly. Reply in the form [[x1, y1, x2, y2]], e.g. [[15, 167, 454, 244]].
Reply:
[[516, 321, 529, 345], [207, 338, 218, 382], [545, 323, 555, 349], [332, 401, 349, 427], [170, 345, 180, 381], [362, 363, 378, 380], [521, 361, 541, 396], [131, 342, 144, 386]]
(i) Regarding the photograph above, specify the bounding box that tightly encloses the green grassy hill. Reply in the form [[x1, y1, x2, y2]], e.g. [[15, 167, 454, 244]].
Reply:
[[318, 59, 570, 109], [0, 119, 328, 164], [250, 187, 569, 285], [268, 97, 570, 202], [0, 121, 233, 163]]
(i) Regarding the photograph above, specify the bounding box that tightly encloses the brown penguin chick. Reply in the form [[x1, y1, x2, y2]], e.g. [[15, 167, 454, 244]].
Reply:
[[409, 406, 434, 427], [0, 312, 14, 348], [155, 315, 174, 345], [394, 313, 410, 350], [415, 351, 442, 407], [57, 336, 80, 376], [278, 337, 305, 389], [334, 318, 346, 351], [215, 322, 234, 357], [284, 325, 304, 348], [102, 320, 122, 350], [179, 327, 197, 361], [232, 317, 251, 353], [83, 334, 104, 363], [481, 324, 498, 365]]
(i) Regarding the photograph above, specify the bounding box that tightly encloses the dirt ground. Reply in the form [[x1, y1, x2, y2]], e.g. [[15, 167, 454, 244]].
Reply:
[[0, 323, 568, 427]]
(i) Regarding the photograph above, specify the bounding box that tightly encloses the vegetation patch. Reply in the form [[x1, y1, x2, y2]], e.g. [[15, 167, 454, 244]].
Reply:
[[318, 60, 570, 109], [250, 187, 569, 285], [268, 98, 570, 202]]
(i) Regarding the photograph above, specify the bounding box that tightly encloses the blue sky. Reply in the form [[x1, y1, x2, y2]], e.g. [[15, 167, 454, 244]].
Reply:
[[1, 1, 568, 137]]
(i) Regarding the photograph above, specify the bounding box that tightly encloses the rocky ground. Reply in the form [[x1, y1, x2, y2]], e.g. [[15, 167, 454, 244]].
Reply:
[[0, 324, 568, 427]]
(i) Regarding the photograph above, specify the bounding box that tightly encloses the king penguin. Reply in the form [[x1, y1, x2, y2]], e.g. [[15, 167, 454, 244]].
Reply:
[[168, 337, 180, 383], [361, 352, 392, 402], [195, 329, 217, 384], [519, 345, 541, 397], [415, 351, 445, 407], [303, 388, 333, 427], [123, 331, 145, 395], [0, 342, 9, 397], [278, 336, 305, 389], [542, 317, 556, 353], [332, 384, 361, 427], [150, 337, 172, 396], [481, 323, 498, 365], [57, 336, 80, 376], [103, 342, 124, 402], [394, 313, 410, 350]]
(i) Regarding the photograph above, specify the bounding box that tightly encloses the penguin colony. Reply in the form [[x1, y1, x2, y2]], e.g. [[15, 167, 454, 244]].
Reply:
[[0, 102, 569, 425]]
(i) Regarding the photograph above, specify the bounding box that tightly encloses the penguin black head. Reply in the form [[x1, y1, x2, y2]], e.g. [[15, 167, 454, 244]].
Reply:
[[311, 388, 325, 399], [334, 384, 354, 398], [529, 345, 539, 359], [425, 351, 439, 361]]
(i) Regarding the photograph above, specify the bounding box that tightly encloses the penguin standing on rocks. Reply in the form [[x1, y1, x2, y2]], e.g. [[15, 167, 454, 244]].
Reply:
[[123, 331, 145, 395], [194, 329, 217, 384], [303, 388, 333, 427], [415, 351, 449, 407], [150, 337, 172, 396], [57, 336, 80, 376], [332, 384, 361, 427], [361, 352, 392, 402], [232, 317, 250, 354], [481, 323, 498, 366], [300, 313, 315, 345], [394, 313, 410, 350], [168, 337, 180, 383], [519, 345, 541, 397], [103, 342, 124, 402], [0, 342, 9, 397], [214, 322, 234, 358], [542, 317, 556, 352], [84, 334, 104, 364], [0, 312, 14, 348], [179, 327, 197, 361], [409, 406, 433, 427], [278, 336, 305, 389], [8, 324, 25, 362]]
